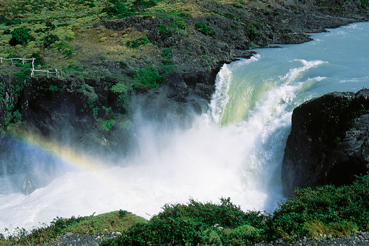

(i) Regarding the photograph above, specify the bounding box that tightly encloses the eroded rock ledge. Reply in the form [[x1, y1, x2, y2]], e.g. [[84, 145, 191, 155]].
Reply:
[[282, 88, 369, 195]]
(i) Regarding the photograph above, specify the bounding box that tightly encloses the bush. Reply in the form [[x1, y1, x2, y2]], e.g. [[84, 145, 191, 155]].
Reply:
[[101, 198, 266, 246], [43, 34, 60, 47], [157, 24, 173, 38], [104, 0, 134, 17], [160, 48, 172, 65], [248, 27, 261, 41], [5, 107, 22, 127], [134, 0, 157, 8], [77, 0, 96, 7], [9, 28, 35, 46], [222, 13, 240, 21], [265, 174, 369, 241], [195, 21, 215, 36], [126, 36, 150, 49], [102, 119, 116, 131], [360, 0, 369, 8], [31, 53, 45, 67], [133, 66, 166, 90], [174, 18, 187, 30]]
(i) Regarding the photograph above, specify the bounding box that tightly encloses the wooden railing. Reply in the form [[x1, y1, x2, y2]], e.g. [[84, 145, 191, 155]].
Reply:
[[0, 57, 63, 78]]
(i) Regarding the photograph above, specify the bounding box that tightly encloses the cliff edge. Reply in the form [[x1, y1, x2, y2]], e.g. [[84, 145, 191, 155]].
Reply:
[[282, 88, 369, 195]]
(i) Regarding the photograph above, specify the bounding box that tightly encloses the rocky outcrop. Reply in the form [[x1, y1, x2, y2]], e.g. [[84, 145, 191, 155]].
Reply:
[[282, 89, 369, 195], [0, 75, 20, 135]]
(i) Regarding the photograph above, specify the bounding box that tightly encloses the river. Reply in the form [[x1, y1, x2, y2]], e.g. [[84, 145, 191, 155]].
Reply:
[[0, 22, 368, 235]]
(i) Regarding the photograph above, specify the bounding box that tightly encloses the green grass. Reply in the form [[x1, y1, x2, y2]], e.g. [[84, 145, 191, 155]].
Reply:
[[195, 21, 215, 36], [0, 211, 147, 245], [126, 36, 150, 49]]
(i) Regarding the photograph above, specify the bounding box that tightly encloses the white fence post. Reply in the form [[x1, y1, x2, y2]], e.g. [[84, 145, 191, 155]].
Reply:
[[0, 57, 61, 78]]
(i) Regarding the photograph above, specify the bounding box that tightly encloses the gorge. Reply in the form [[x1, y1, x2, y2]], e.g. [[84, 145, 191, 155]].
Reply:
[[1, 22, 369, 236]]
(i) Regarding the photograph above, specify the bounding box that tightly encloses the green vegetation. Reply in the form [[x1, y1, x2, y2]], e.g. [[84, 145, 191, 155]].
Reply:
[[32, 53, 45, 67], [99, 174, 369, 245], [101, 198, 265, 246], [160, 48, 173, 65], [174, 18, 187, 30], [157, 24, 173, 38], [360, 0, 369, 8], [104, 0, 135, 17], [102, 119, 116, 131], [0, 211, 147, 245], [5, 105, 22, 128], [304, 220, 358, 238], [160, 48, 177, 74], [222, 13, 240, 21], [48, 84, 59, 92], [9, 28, 35, 46], [133, 66, 166, 90], [104, 0, 158, 18], [195, 21, 215, 36], [42, 34, 60, 48], [126, 36, 150, 49], [248, 27, 261, 41]]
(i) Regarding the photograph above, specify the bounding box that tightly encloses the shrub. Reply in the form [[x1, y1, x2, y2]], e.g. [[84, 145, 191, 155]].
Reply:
[[174, 18, 187, 30], [195, 21, 215, 36], [160, 48, 172, 65], [134, 0, 157, 8], [222, 13, 240, 21], [102, 119, 116, 131], [9, 28, 35, 46], [43, 34, 60, 47], [77, 0, 96, 7], [133, 66, 166, 90], [248, 27, 261, 41], [5, 106, 22, 127], [265, 174, 369, 242], [101, 198, 266, 246], [360, 0, 369, 8], [104, 0, 134, 17], [157, 24, 173, 38], [161, 64, 177, 74], [31, 53, 45, 67], [118, 210, 131, 218], [15, 66, 31, 88], [126, 36, 150, 49]]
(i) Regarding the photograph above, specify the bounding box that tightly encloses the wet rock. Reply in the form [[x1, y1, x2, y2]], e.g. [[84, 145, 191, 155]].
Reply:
[[282, 88, 369, 195]]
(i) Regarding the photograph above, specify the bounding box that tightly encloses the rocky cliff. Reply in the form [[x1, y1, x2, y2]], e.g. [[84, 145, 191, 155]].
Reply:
[[282, 89, 369, 195]]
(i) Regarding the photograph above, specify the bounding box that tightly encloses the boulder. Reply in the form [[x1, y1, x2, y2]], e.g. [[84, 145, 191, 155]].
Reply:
[[282, 88, 369, 195]]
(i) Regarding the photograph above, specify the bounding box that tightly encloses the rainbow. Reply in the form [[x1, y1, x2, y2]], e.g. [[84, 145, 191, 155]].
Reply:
[[6, 127, 134, 199], [7, 127, 104, 173]]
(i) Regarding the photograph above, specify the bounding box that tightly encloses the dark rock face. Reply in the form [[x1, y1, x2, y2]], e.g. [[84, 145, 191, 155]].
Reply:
[[282, 89, 369, 195], [0, 75, 19, 135]]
